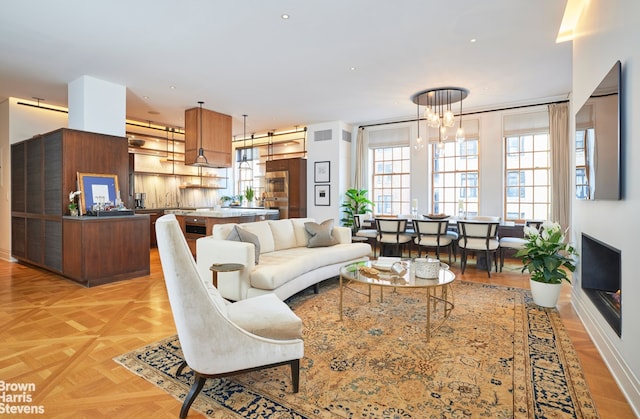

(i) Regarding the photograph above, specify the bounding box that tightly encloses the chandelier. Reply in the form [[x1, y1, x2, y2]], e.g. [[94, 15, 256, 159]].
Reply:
[[411, 87, 469, 150]]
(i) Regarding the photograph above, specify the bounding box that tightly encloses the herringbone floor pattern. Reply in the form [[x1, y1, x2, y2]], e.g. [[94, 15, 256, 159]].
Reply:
[[0, 250, 634, 418]]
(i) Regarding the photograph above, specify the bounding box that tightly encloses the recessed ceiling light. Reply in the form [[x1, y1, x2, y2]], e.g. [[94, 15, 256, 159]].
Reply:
[[170, 86, 176, 90], [350, 66, 357, 71], [281, 13, 289, 19], [143, 95, 149, 99], [470, 38, 477, 43]]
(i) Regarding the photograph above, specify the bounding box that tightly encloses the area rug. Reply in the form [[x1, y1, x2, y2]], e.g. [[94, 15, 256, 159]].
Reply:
[[114, 280, 598, 418]]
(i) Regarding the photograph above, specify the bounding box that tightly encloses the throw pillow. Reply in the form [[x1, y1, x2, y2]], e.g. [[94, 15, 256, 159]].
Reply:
[[304, 219, 338, 248], [226, 226, 261, 264]]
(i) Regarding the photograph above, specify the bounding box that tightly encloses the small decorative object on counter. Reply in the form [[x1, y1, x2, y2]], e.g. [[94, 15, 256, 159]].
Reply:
[[68, 190, 82, 216]]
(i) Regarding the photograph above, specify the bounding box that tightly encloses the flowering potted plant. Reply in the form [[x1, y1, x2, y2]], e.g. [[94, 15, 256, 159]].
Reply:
[[68, 190, 82, 216], [516, 220, 578, 307]]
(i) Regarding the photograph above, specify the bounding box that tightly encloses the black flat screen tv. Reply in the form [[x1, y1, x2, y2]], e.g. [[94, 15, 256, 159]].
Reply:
[[575, 60, 622, 200]]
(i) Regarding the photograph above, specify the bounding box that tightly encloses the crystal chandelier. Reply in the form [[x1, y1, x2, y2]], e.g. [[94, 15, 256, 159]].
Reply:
[[411, 87, 469, 149]]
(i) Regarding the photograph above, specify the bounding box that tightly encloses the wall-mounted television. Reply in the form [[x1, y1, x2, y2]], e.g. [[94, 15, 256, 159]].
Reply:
[[575, 60, 622, 200]]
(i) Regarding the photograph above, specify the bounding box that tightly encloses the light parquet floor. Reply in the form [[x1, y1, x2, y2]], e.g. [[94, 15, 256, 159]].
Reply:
[[0, 250, 635, 418]]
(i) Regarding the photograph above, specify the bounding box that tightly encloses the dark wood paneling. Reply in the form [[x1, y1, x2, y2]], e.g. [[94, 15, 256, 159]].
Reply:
[[26, 137, 43, 214], [265, 159, 289, 172], [11, 217, 26, 258], [62, 129, 130, 213], [265, 158, 307, 218], [26, 218, 43, 264], [44, 220, 63, 272], [12, 128, 144, 285], [44, 132, 63, 215], [11, 143, 26, 212], [63, 216, 150, 287]]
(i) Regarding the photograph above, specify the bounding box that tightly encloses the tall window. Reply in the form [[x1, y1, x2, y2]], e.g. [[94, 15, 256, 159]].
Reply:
[[371, 146, 410, 216], [432, 140, 479, 217], [504, 134, 550, 221]]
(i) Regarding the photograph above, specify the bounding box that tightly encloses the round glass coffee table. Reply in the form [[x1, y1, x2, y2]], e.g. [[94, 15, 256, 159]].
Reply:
[[339, 259, 455, 341]]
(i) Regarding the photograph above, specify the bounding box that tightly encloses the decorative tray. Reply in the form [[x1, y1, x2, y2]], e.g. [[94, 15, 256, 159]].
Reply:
[[424, 214, 449, 220], [372, 257, 401, 271]]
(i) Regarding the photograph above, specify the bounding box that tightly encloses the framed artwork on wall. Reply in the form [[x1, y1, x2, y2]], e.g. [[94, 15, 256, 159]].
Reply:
[[314, 184, 330, 206], [314, 161, 330, 183]]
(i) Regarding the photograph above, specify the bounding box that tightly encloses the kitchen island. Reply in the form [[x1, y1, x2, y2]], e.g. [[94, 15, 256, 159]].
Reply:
[[164, 208, 280, 256]]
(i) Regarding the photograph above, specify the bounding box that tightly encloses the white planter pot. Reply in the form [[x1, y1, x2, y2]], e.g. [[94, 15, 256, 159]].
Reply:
[[529, 279, 562, 308]]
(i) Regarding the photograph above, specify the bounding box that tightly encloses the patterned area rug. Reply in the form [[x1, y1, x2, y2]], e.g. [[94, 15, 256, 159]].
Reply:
[[114, 280, 598, 418]]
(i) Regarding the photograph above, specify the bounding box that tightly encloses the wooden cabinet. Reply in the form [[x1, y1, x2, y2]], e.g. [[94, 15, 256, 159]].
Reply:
[[63, 216, 150, 286], [266, 158, 307, 218], [135, 209, 163, 247], [184, 106, 232, 168], [11, 128, 148, 285]]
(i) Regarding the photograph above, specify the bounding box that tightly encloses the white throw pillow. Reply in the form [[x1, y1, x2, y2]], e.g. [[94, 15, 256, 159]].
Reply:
[[268, 219, 297, 250], [238, 221, 275, 253]]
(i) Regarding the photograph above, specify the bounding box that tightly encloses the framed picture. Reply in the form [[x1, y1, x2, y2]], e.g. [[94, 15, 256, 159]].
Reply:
[[314, 161, 330, 183], [314, 184, 330, 206], [77, 172, 120, 213]]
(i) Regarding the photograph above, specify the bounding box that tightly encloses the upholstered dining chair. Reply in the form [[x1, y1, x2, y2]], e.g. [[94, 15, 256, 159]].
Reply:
[[155, 214, 304, 419], [354, 214, 378, 254], [375, 218, 412, 257], [457, 220, 500, 277], [498, 220, 544, 271], [413, 219, 455, 264]]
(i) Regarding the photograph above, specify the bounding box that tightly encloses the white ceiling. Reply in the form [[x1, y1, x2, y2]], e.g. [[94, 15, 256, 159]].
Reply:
[[0, 0, 571, 136]]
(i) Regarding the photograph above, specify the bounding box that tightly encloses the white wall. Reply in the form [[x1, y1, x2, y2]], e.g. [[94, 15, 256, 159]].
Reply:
[[572, 0, 640, 413], [306, 121, 351, 224], [0, 98, 68, 261]]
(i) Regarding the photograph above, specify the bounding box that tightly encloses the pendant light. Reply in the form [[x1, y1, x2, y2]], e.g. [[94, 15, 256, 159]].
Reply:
[[455, 94, 466, 143], [239, 114, 250, 169], [414, 100, 424, 150], [193, 101, 209, 167]]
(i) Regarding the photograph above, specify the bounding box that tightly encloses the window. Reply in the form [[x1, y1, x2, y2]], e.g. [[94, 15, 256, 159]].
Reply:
[[503, 134, 550, 221], [371, 146, 410, 215], [236, 147, 258, 198], [575, 128, 592, 199], [432, 140, 479, 217]]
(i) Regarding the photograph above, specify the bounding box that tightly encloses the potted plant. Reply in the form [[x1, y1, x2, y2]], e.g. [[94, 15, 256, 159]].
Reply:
[[340, 188, 374, 233], [68, 190, 81, 216], [515, 221, 578, 308], [220, 195, 233, 207], [244, 186, 255, 207]]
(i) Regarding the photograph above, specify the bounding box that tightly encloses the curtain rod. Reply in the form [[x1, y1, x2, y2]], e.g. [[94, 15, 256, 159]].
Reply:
[[358, 99, 569, 129]]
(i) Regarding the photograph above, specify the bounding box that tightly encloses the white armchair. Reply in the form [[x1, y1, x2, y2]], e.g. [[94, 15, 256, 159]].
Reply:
[[155, 214, 304, 418]]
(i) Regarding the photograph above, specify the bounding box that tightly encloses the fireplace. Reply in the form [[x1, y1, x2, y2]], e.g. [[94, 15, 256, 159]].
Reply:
[[581, 233, 621, 336]]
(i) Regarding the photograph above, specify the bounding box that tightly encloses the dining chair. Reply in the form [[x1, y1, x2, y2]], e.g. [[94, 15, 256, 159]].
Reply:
[[353, 214, 378, 253], [155, 214, 304, 418], [498, 220, 544, 271], [375, 218, 412, 257], [413, 219, 455, 264], [457, 220, 500, 277]]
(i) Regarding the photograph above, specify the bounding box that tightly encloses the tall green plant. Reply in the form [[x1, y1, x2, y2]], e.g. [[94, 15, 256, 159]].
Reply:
[[340, 188, 374, 231]]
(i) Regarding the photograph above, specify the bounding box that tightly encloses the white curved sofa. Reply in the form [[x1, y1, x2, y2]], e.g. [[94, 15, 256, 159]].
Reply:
[[196, 218, 371, 301]]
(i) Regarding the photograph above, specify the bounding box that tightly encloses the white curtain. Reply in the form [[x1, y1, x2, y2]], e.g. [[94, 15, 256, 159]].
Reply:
[[549, 103, 571, 230], [354, 127, 366, 189]]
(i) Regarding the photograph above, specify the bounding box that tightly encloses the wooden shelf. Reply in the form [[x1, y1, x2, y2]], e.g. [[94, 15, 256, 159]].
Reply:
[[179, 185, 225, 190]]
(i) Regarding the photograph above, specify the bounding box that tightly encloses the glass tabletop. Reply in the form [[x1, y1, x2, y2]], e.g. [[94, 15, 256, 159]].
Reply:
[[340, 260, 455, 288]]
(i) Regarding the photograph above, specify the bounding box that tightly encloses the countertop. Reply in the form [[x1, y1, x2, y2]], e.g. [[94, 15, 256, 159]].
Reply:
[[164, 208, 279, 218]]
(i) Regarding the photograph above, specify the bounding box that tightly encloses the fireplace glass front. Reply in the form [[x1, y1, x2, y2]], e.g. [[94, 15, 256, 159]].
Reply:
[[581, 233, 621, 337]]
